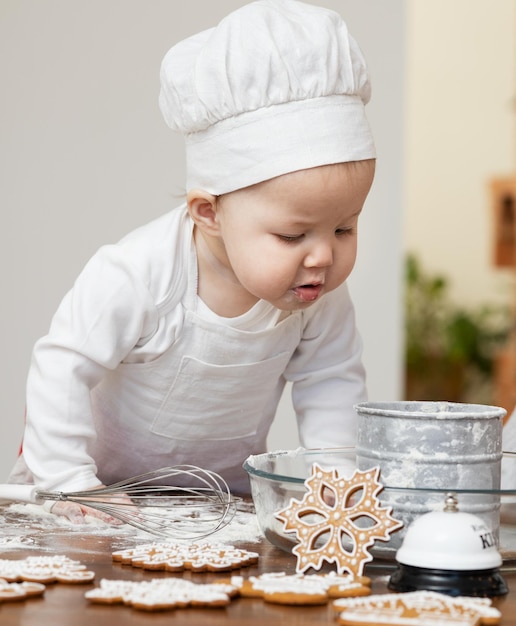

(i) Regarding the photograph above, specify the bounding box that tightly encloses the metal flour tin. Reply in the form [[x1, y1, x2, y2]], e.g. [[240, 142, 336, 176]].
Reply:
[[355, 401, 506, 553]]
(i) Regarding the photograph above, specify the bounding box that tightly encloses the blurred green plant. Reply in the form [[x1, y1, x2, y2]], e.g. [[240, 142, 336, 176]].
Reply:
[[405, 253, 510, 402]]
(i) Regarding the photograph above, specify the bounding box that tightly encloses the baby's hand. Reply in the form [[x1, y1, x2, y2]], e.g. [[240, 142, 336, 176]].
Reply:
[[48, 486, 127, 525]]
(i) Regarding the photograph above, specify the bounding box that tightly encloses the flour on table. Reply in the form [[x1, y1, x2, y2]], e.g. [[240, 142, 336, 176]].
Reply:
[[0, 501, 262, 549]]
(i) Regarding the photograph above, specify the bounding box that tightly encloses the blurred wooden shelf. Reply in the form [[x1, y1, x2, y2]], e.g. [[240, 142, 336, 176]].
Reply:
[[494, 347, 516, 419], [490, 176, 516, 416]]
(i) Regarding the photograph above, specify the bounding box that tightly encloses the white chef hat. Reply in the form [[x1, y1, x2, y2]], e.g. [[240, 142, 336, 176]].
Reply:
[[159, 0, 375, 195]]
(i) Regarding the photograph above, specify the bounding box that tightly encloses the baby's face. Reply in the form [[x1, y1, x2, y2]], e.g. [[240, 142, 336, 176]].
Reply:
[[215, 160, 375, 311]]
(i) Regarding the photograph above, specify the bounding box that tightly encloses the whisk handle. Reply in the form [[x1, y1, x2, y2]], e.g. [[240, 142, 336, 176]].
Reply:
[[0, 483, 41, 504]]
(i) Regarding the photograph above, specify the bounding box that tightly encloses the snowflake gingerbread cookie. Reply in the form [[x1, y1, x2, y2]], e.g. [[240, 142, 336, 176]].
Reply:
[[85, 577, 239, 611], [0, 579, 46, 603], [275, 464, 402, 576], [332, 591, 502, 626], [229, 571, 371, 605], [112, 541, 258, 572], [0, 555, 95, 584]]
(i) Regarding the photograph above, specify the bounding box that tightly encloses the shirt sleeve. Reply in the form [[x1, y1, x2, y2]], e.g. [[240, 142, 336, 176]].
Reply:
[[22, 244, 159, 491], [284, 282, 367, 450]]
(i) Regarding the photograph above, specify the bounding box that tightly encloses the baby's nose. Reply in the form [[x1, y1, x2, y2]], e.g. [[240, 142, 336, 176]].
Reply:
[[304, 241, 333, 268]]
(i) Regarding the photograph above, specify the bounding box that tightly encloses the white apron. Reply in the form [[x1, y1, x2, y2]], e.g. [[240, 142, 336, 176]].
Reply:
[[90, 249, 304, 493]]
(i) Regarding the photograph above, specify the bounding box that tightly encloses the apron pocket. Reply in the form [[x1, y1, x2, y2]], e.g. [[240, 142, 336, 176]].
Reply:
[[150, 352, 290, 441]]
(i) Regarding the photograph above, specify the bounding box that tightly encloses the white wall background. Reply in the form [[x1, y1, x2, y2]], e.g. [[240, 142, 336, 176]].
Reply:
[[0, 0, 405, 481], [403, 0, 516, 309]]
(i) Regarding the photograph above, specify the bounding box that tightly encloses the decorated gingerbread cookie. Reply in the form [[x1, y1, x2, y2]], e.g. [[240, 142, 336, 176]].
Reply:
[[332, 591, 502, 626], [85, 577, 239, 611], [275, 464, 402, 576], [0, 555, 95, 584], [0, 579, 46, 603], [229, 571, 371, 605], [112, 541, 259, 572]]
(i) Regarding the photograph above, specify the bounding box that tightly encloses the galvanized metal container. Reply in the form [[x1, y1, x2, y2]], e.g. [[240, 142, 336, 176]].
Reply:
[[355, 401, 506, 554]]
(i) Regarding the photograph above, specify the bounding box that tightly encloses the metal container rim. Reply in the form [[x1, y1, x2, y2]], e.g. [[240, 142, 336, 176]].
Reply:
[[354, 401, 507, 420]]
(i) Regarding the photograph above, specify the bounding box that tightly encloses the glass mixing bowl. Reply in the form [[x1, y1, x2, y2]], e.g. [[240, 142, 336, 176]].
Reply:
[[243, 447, 516, 563]]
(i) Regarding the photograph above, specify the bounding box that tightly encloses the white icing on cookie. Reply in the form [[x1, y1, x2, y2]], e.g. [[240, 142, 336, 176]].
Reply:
[[112, 541, 259, 572], [0, 555, 94, 584], [230, 571, 371, 605], [0, 577, 45, 602], [86, 578, 238, 610], [333, 590, 501, 626]]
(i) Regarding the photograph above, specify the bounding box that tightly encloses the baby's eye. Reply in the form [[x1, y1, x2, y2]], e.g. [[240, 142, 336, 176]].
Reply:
[[336, 227, 355, 237], [277, 234, 305, 243]]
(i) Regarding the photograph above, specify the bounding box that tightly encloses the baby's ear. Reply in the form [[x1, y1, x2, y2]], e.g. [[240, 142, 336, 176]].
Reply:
[[186, 189, 220, 235]]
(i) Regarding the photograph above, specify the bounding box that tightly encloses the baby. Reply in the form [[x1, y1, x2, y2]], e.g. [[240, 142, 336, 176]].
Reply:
[[10, 0, 376, 522]]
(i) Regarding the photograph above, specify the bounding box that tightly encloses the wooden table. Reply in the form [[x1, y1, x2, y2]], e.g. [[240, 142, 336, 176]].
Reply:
[[1, 519, 516, 625]]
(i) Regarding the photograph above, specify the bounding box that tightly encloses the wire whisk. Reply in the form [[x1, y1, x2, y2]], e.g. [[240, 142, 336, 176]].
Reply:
[[0, 465, 239, 540]]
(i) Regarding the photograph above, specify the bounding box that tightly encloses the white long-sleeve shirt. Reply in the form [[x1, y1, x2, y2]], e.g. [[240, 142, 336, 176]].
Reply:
[[13, 205, 366, 494]]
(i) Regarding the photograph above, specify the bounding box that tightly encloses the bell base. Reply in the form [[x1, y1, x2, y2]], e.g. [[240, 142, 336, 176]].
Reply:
[[388, 563, 508, 597]]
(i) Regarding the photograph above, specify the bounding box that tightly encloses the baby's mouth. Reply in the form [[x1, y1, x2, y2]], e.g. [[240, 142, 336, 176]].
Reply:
[[291, 283, 323, 302]]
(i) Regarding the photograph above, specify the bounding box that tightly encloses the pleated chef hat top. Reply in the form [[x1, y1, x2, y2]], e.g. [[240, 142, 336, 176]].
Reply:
[[159, 0, 376, 195]]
